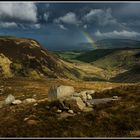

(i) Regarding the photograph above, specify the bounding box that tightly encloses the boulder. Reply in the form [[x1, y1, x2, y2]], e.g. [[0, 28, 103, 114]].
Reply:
[[80, 90, 95, 95], [23, 98, 36, 104], [112, 96, 118, 99], [79, 92, 87, 102], [68, 109, 74, 114], [48, 85, 75, 101], [5, 94, 15, 105], [87, 94, 92, 100], [12, 100, 22, 105], [56, 109, 62, 113], [64, 97, 86, 112]]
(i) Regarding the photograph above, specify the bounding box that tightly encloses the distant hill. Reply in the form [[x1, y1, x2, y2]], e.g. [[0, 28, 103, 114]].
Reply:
[[95, 39, 140, 49], [0, 36, 81, 79], [76, 48, 140, 82]]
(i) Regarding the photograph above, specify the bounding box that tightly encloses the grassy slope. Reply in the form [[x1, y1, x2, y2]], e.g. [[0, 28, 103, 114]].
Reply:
[[0, 36, 84, 80], [56, 48, 140, 82], [0, 78, 139, 137], [55, 51, 108, 81]]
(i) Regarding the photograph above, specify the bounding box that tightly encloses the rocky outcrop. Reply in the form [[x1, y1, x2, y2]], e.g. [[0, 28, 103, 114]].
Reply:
[[47, 85, 95, 112]]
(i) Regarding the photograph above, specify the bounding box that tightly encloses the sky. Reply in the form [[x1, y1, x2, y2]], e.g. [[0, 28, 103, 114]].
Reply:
[[0, 2, 140, 50]]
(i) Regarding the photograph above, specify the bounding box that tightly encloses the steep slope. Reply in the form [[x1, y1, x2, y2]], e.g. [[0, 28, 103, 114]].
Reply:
[[0, 36, 82, 79]]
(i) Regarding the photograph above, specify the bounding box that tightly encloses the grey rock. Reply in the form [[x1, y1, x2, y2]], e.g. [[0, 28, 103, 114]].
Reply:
[[112, 96, 118, 99], [23, 98, 36, 104], [12, 100, 22, 105], [48, 85, 75, 101], [68, 109, 74, 114], [5, 94, 15, 105], [56, 109, 62, 113], [87, 94, 92, 100]]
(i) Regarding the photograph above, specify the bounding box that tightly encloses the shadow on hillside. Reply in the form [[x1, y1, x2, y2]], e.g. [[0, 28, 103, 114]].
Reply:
[[110, 65, 140, 83], [76, 49, 119, 63]]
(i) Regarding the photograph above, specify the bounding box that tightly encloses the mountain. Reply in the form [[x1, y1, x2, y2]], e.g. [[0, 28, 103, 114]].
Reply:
[[0, 36, 81, 79], [95, 39, 140, 49]]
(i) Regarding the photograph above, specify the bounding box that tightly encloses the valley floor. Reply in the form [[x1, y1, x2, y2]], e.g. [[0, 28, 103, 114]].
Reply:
[[0, 78, 139, 137]]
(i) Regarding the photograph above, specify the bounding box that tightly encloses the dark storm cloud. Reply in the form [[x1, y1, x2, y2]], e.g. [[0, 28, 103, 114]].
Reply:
[[0, 2, 140, 50]]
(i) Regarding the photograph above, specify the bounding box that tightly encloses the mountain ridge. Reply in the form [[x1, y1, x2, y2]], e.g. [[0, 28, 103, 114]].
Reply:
[[0, 36, 82, 79]]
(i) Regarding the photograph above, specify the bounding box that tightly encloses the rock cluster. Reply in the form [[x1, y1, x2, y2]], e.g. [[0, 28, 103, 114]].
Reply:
[[3, 94, 37, 107], [48, 85, 95, 113]]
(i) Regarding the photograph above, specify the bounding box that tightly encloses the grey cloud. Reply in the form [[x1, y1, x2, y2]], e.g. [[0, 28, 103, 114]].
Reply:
[[94, 30, 140, 39], [0, 22, 17, 28], [0, 2, 37, 23], [82, 8, 125, 29], [54, 12, 81, 25]]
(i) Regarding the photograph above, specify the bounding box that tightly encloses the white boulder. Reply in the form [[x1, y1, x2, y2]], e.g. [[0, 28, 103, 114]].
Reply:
[[5, 94, 15, 105], [12, 100, 22, 105], [48, 85, 75, 101], [113, 96, 118, 99], [56, 109, 62, 113], [68, 109, 74, 114], [87, 94, 92, 100], [23, 98, 36, 104]]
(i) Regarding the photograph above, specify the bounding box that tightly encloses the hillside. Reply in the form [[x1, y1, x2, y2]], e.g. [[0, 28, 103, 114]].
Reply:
[[0, 36, 82, 79], [56, 48, 140, 82], [0, 78, 139, 137]]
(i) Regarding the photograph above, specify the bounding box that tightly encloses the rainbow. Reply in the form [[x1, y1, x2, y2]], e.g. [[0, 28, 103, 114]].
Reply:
[[80, 30, 98, 49]]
